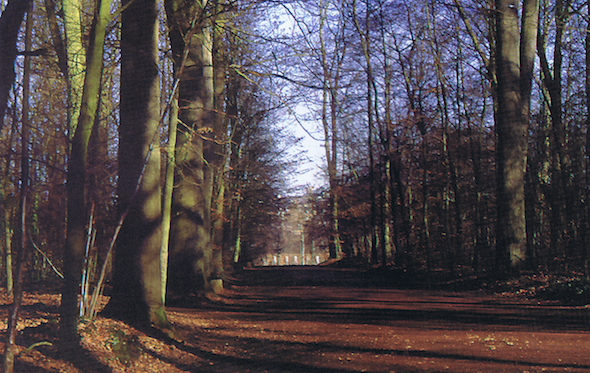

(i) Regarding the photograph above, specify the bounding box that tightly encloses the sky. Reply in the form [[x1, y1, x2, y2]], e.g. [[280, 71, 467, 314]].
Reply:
[[259, 3, 329, 193], [286, 104, 328, 191]]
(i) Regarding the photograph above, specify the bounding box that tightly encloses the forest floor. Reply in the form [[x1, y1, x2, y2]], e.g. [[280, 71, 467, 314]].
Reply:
[[1, 267, 590, 372]]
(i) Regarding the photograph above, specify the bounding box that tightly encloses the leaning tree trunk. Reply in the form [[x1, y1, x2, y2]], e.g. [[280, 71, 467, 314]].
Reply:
[[104, 0, 168, 329]]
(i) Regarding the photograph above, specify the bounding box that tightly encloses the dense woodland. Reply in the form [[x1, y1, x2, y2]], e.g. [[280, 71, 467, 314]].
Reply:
[[0, 0, 590, 365]]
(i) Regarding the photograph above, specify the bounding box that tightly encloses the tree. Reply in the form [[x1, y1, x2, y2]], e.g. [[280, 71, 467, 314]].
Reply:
[[164, 0, 217, 296], [0, 0, 32, 125], [210, 0, 229, 282], [61, 0, 87, 139], [454, 0, 500, 272], [494, 0, 538, 273], [585, 1, 590, 275], [103, 0, 168, 329], [2, 5, 31, 372], [537, 0, 574, 268], [390, 1, 434, 271], [59, 0, 113, 353], [227, 112, 294, 266], [319, 0, 344, 260], [352, 0, 379, 264]]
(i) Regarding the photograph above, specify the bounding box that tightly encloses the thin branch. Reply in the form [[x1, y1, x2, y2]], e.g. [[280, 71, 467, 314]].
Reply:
[[28, 232, 64, 279]]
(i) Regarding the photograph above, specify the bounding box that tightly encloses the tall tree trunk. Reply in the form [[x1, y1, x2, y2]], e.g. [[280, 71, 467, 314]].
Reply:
[[60, 0, 112, 352], [495, 0, 525, 271], [318, 0, 342, 260], [428, 0, 459, 272], [365, 8, 378, 266], [353, 0, 383, 265], [391, 149, 411, 269], [421, 133, 431, 272], [585, 3, 590, 276], [105, 0, 168, 329], [43, 0, 68, 78], [62, 0, 86, 140], [1, 123, 15, 296], [494, 0, 537, 273], [470, 85, 492, 272], [211, 2, 228, 281], [381, 20, 395, 266], [538, 0, 571, 271], [165, 0, 217, 296], [225, 59, 242, 268], [521, 0, 540, 271], [2, 200, 13, 296], [455, 0, 501, 273], [2, 7, 30, 372], [0, 0, 32, 126], [161, 92, 178, 304]]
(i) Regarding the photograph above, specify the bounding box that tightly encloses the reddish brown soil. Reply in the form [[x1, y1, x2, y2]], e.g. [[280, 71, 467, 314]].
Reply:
[[2, 268, 590, 372]]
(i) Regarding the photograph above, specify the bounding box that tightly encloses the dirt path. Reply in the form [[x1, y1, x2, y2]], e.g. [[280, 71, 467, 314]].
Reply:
[[164, 268, 590, 373], [5, 268, 590, 372]]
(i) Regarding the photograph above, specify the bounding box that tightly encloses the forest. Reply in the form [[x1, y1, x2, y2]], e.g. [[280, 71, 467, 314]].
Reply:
[[1, 0, 590, 368]]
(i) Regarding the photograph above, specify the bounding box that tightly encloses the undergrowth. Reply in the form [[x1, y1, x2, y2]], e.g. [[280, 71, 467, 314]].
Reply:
[[495, 273, 590, 305]]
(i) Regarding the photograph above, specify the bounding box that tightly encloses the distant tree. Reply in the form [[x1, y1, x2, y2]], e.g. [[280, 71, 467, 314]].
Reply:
[[229, 118, 292, 265], [352, 0, 379, 264], [537, 0, 575, 269], [318, 0, 346, 260], [220, 9, 300, 265]]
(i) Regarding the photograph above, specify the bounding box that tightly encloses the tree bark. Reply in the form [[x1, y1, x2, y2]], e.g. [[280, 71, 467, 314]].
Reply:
[[318, 0, 342, 260], [2, 7, 30, 372], [494, 0, 537, 273], [380, 8, 395, 266], [43, 0, 68, 78], [0, 0, 32, 126], [104, 0, 168, 329], [62, 0, 86, 139], [353, 0, 378, 265], [165, 0, 217, 296], [211, 0, 228, 280], [60, 0, 112, 353], [585, 4, 590, 276], [537, 0, 571, 270], [161, 92, 178, 304], [1, 123, 15, 296]]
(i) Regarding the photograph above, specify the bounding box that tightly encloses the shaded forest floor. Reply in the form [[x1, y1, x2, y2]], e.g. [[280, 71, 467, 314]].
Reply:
[[1, 267, 590, 372]]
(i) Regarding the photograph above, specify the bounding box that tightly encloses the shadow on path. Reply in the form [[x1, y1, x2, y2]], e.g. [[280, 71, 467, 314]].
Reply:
[[178, 267, 590, 332], [163, 266, 590, 373]]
